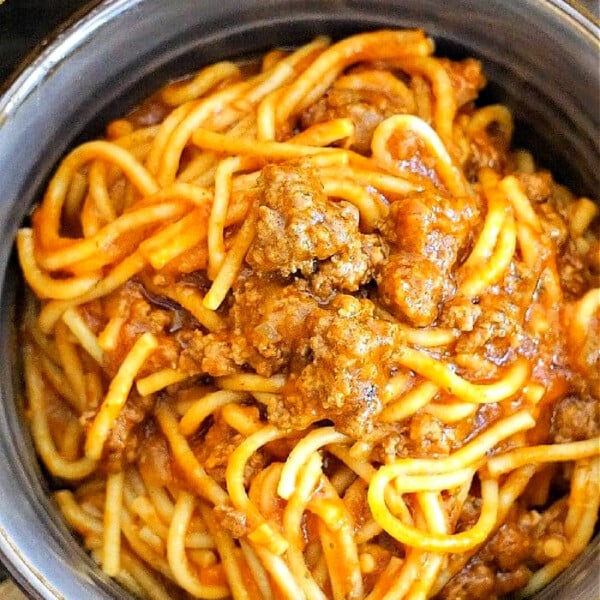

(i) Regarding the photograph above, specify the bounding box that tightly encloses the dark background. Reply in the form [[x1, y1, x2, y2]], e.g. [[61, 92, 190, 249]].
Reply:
[[0, 0, 96, 85], [0, 0, 598, 86]]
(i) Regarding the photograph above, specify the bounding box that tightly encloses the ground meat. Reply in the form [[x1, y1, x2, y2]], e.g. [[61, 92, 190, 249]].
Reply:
[[558, 240, 592, 298], [101, 393, 155, 471], [246, 162, 360, 277], [310, 232, 387, 299], [440, 58, 487, 109], [192, 413, 266, 486], [377, 191, 478, 326], [177, 329, 239, 377], [213, 505, 250, 538], [437, 563, 497, 600], [481, 522, 533, 572], [439, 500, 569, 600], [228, 273, 317, 376], [443, 261, 534, 364], [270, 295, 399, 437], [550, 395, 600, 442], [515, 172, 553, 205], [300, 84, 410, 155], [464, 131, 509, 181], [374, 413, 458, 462], [101, 281, 180, 377], [377, 252, 447, 327], [246, 161, 384, 298], [449, 291, 523, 363]]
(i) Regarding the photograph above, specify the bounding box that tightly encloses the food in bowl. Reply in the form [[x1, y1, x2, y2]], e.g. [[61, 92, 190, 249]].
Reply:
[[15, 29, 599, 600]]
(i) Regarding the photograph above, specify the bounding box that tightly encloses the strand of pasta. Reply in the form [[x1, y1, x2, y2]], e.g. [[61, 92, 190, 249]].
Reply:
[[458, 209, 517, 298], [487, 438, 600, 475], [38, 250, 148, 333], [275, 30, 433, 124], [518, 457, 600, 597], [371, 114, 467, 197], [102, 470, 125, 576], [179, 390, 249, 436], [203, 208, 258, 309], [167, 492, 230, 598], [282, 453, 329, 600], [34, 140, 159, 254], [278, 426, 349, 499], [225, 425, 289, 554], [389, 56, 456, 148], [155, 404, 229, 506], [394, 347, 530, 404], [22, 343, 97, 479], [16, 229, 101, 299], [369, 474, 497, 553], [310, 478, 364, 600], [85, 332, 158, 460]]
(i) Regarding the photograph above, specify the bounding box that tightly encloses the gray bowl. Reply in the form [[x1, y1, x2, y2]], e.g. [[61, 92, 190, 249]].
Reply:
[[0, 1, 598, 598]]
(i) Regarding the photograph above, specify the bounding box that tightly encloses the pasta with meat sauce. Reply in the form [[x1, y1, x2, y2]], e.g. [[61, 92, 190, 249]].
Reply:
[[16, 30, 599, 600]]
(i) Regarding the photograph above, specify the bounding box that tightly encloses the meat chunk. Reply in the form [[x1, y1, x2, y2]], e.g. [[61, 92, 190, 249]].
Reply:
[[515, 172, 553, 204], [310, 232, 387, 299], [374, 413, 458, 463], [228, 274, 317, 376], [440, 58, 487, 109], [270, 295, 398, 437], [178, 275, 319, 378], [550, 395, 599, 443], [377, 192, 478, 326], [192, 410, 266, 486], [246, 162, 383, 298], [246, 162, 361, 277], [300, 83, 411, 155], [377, 252, 446, 327], [436, 563, 496, 600], [100, 393, 155, 471], [177, 329, 239, 377]]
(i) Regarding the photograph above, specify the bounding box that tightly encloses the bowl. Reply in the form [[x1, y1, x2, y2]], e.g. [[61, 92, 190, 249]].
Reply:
[[0, 1, 598, 598]]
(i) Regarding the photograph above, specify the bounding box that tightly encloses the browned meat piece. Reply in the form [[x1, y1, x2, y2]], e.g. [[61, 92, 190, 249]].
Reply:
[[450, 290, 523, 364], [101, 281, 181, 377], [177, 329, 239, 377], [440, 58, 487, 109], [192, 410, 266, 486], [310, 232, 387, 299], [550, 395, 599, 442], [300, 85, 410, 155], [377, 252, 446, 327], [383, 192, 477, 269], [377, 192, 478, 326], [228, 273, 317, 376], [102, 393, 155, 471], [436, 563, 497, 600], [270, 295, 399, 437], [246, 162, 383, 298], [439, 500, 569, 600], [481, 523, 533, 572], [213, 505, 250, 538], [558, 239, 596, 299], [464, 133, 509, 182], [374, 413, 458, 463], [515, 172, 553, 204], [246, 162, 361, 277]]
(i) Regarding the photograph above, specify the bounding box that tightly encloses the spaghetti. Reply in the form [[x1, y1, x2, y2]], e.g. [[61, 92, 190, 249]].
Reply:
[[16, 30, 600, 600]]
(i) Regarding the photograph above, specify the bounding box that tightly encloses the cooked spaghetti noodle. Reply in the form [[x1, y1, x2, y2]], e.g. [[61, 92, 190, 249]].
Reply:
[[17, 30, 599, 600]]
